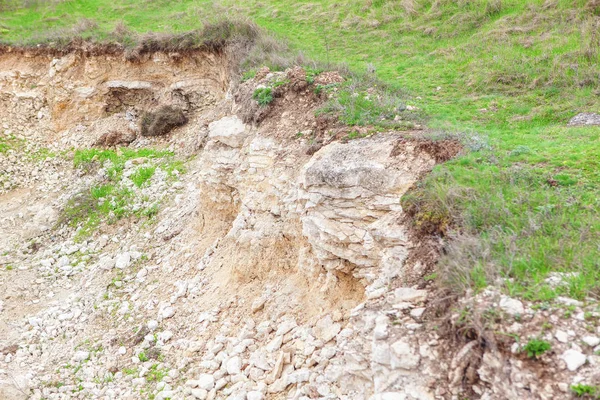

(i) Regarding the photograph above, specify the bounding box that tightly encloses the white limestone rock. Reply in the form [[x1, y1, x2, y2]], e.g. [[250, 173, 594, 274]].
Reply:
[[208, 116, 248, 148], [562, 349, 587, 371]]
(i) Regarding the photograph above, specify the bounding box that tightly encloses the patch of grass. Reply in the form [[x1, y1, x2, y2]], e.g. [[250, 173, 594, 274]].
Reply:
[[123, 367, 138, 376], [0, 138, 11, 153], [130, 166, 156, 188], [0, 134, 25, 154], [316, 74, 418, 129], [241, 69, 257, 81], [73, 147, 173, 179], [146, 364, 167, 382], [252, 87, 273, 106], [345, 131, 368, 140], [405, 158, 600, 301], [60, 147, 183, 240], [27, 147, 57, 161], [305, 66, 323, 85], [572, 384, 600, 398], [522, 338, 551, 359]]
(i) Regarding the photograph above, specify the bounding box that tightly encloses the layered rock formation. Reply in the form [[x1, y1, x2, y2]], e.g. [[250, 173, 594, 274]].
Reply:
[[0, 50, 596, 400]]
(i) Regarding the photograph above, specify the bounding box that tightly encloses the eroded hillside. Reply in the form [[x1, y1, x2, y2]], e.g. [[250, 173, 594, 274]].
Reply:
[[0, 49, 598, 400]]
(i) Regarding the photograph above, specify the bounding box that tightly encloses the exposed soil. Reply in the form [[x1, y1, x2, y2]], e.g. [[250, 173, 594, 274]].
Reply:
[[0, 48, 590, 400]]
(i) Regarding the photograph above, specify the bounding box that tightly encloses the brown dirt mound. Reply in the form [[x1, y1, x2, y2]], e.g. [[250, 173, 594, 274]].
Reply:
[[391, 137, 462, 163], [94, 130, 136, 147]]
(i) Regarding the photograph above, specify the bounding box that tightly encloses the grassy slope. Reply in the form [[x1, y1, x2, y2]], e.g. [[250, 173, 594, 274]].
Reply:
[[1, 0, 599, 301]]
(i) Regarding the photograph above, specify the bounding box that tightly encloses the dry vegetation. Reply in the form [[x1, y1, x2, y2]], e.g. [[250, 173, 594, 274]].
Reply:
[[140, 106, 188, 138]]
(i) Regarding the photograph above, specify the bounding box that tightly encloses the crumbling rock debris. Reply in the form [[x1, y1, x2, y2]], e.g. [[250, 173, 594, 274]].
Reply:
[[254, 66, 270, 81], [313, 70, 345, 86], [568, 112, 600, 126], [287, 66, 309, 92], [94, 129, 136, 147], [1, 51, 596, 400]]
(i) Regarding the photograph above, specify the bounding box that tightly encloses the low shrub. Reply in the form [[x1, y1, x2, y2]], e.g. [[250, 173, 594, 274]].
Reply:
[[140, 106, 187, 137], [252, 87, 274, 106], [523, 338, 551, 359], [571, 384, 600, 398]]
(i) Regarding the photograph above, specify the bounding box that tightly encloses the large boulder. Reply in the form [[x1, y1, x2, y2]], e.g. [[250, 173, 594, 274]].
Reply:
[[298, 135, 436, 280], [208, 115, 248, 148]]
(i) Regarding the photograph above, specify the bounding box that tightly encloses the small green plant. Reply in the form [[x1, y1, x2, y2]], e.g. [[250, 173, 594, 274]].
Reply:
[[146, 364, 168, 382], [584, 311, 596, 321], [241, 69, 257, 81], [253, 87, 274, 106], [509, 145, 531, 157], [541, 322, 552, 331], [423, 273, 437, 282], [123, 367, 138, 376], [138, 352, 149, 362], [272, 78, 289, 88], [345, 131, 368, 140], [564, 305, 577, 319], [141, 203, 159, 218], [306, 67, 323, 84], [130, 166, 156, 188], [571, 384, 600, 398], [522, 338, 551, 359], [313, 84, 324, 95], [5, 265, 13, 270]]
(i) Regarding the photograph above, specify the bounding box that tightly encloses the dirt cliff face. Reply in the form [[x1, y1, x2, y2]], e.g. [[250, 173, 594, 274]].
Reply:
[[0, 50, 228, 145], [0, 51, 592, 400]]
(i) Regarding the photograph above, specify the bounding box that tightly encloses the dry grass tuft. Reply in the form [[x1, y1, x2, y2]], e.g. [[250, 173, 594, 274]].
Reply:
[[437, 233, 498, 296], [580, 16, 600, 62], [0, 17, 302, 78], [125, 19, 261, 59], [140, 106, 188, 137], [484, 0, 502, 17], [586, 0, 600, 15], [400, 0, 418, 16]]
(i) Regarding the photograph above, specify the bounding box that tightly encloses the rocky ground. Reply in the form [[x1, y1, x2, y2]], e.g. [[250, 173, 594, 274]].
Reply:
[[1, 50, 599, 400]]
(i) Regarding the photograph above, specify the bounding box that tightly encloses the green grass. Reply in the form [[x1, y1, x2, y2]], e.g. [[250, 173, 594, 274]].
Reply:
[[252, 87, 274, 106], [146, 364, 167, 382], [0, 139, 10, 153], [522, 338, 551, 359], [59, 148, 181, 240], [0, 134, 24, 154], [130, 166, 156, 187], [73, 148, 172, 180], [316, 75, 419, 129], [0, 134, 61, 166], [123, 367, 139, 376], [572, 384, 600, 399], [2, 0, 600, 301]]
